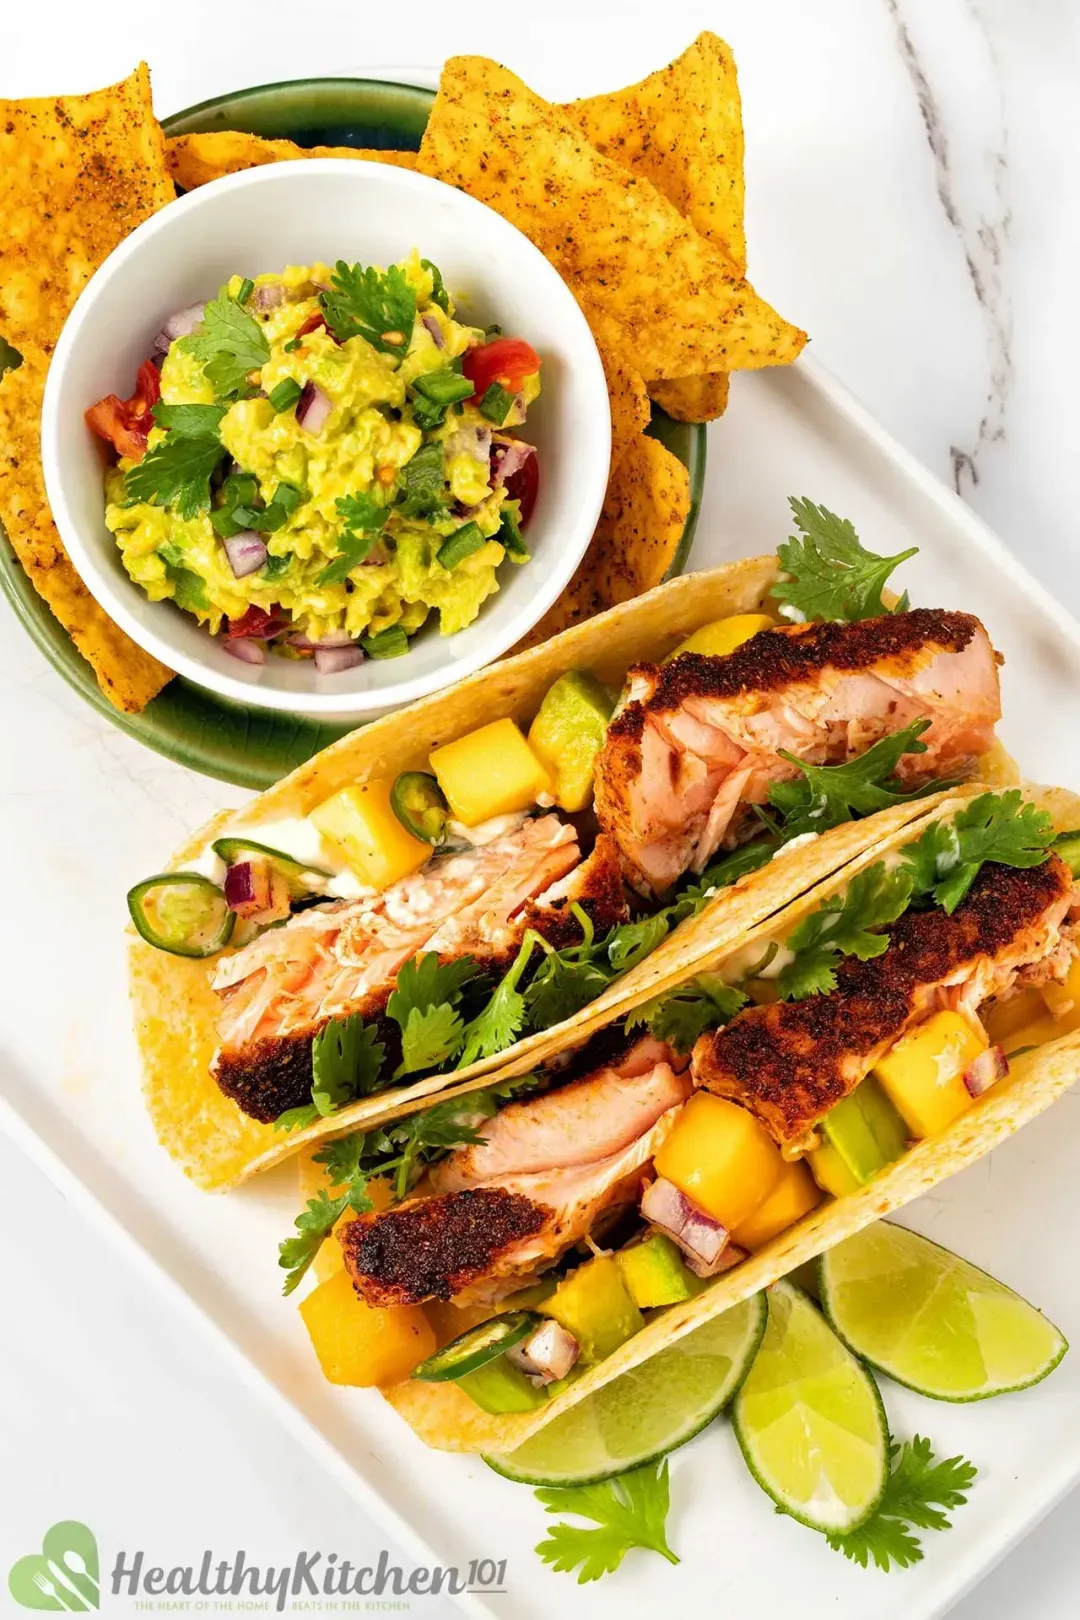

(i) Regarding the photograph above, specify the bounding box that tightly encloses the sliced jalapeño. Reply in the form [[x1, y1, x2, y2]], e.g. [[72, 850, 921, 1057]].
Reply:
[[390, 771, 451, 845], [127, 872, 235, 958], [411, 1310, 540, 1383]]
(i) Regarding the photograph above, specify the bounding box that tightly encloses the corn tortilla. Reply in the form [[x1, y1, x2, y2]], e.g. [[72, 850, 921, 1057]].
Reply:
[[417, 56, 805, 380], [165, 131, 418, 191]]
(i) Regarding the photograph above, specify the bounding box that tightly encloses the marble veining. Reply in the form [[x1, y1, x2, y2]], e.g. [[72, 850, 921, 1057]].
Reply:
[[885, 0, 1012, 495]]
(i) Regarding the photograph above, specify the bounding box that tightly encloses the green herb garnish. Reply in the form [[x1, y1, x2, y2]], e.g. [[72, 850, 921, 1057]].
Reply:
[[777, 861, 915, 1001], [626, 975, 748, 1053], [180, 286, 270, 399], [826, 1437, 976, 1572], [318, 491, 388, 585], [901, 790, 1054, 914], [396, 442, 448, 518], [769, 719, 948, 839], [126, 434, 227, 518], [771, 497, 916, 623], [320, 260, 416, 355], [535, 1459, 679, 1584]]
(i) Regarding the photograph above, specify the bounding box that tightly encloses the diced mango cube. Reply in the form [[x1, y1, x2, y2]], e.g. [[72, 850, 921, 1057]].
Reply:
[[873, 1011, 982, 1138], [430, 718, 550, 825], [668, 613, 774, 661], [653, 1093, 784, 1231], [732, 1159, 822, 1249], [983, 987, 1045, 1048], [986, 956, 1080, 1055], [311, 780, 429, 890], [299, 1270, 435, 1386]]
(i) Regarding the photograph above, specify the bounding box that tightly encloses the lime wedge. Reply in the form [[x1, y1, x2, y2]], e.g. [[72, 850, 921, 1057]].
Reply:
[[484, 1292, 766, 1486], [819, 1221, 1068, 1401], [732, 1279, 888, 1533]]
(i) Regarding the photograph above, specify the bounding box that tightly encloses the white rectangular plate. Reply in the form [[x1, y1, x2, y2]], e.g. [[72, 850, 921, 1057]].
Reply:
[[4, 355, 1080, 1620]]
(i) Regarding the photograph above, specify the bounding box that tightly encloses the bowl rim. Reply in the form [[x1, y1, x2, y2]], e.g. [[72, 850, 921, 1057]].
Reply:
[[41, 155, 611, 717]]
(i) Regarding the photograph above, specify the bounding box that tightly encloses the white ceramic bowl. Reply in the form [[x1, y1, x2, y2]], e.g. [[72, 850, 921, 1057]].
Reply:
[[42, 160, 610, 721]]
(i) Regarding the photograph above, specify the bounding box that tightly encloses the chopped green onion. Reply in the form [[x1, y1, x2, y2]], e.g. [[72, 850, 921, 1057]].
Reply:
[[362, 625, 410, 659], [479, 382, 516, 425], [236, 278, 255, 307], [437, 522, 487, 570], [268, 378, 303, 414], [413, 370, 475, 407]]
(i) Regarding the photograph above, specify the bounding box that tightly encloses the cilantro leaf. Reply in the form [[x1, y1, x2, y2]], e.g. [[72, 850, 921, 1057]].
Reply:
[[151, 401, 227, 438], [526, 953, 611, 1032], [396, 442, 448, 518], [394, 1003, 465, 1077], [768, 720, 948, 839], [320, 260, 416, 355], [902, 790, 1054, 914], [310, 1014, 386, 1116], [181, 287, 270, 398], [627, 975, 748, 1053], [669, 839, 781, 923], [387, 953, 480, 1076], [771, 498, 917, 623], [458, 931, 545, 1068], [535, 1459, 679, 1583], [827, 1437, 976, 1572], [777, 861, 914, 1000], [156, 542, 210, 612], [607, 912, 671, 973], [318, 491, 388, 584], [125, 435, 226, 519]]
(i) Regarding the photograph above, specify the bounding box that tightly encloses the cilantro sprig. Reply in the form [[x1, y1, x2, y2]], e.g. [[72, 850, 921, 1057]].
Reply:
[[318, 491, 388, 585], [180, 286, 270, 398], [772, 498, 916, 623], [777, 862, 915, 1001], [769, 720, 951, 839], [275, 1012, 387, 1132], [535, 1459, 679, 1584], [387, 952, 480, 1077], [125, 432, 227, 519], [826, 1437, 977, 1572], [901, 790, 1054, 914], [627, 975, 748, 1053], [320, 260, 416, 355]]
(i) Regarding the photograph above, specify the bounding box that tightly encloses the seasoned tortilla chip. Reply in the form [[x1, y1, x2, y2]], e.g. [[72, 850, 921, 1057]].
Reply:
[[598, 343, 651, 474], [418, 56, 805, 379], [519, 434, 690, 646], [0, 64, 174, 351], [165, 131, 418, 191], [563, 32, 746, 275], [648, 370, 731, 422], [0, 346, 171, 712]]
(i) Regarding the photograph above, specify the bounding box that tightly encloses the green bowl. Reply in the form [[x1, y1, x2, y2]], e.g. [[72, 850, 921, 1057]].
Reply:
[[0, 77, 705, 790]]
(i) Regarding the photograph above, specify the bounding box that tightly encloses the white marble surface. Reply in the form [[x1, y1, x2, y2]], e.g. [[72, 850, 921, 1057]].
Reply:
[[4, 2, 1080, 1615]]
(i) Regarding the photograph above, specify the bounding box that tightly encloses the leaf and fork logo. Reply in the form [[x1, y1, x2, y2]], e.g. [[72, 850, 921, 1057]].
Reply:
[[8, 1522, 99, 1612]]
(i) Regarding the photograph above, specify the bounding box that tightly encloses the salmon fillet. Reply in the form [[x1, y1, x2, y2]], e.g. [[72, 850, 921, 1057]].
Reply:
[[210, 817, 627, 1122], [692, 856, 1075, 1146], [341, 1040, 690, 1305], [594, 609, 1002, 894]]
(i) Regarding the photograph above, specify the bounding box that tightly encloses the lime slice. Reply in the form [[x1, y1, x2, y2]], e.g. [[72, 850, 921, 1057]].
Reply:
[[819, 1220, 1068, 1401], [484, 1292, 766, 1486], [732, 1279, 888, 1533]]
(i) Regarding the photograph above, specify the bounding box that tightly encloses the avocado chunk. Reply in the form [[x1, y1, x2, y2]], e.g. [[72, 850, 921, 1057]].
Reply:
[[542, 1254, 645, 1361], [617, 1233, 696, 1308], [814, 1074, 909, 1192], [527, 671, 615, 812], [1052, 829, 1080, 878], [457, 1356, 549, 1414]]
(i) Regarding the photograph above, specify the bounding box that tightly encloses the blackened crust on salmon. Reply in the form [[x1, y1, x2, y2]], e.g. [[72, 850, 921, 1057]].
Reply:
[[693, 856, 1070, 1144], [607, 609, 986, 744], [341, 1186, 550, 1305], [211, 992, 400, 1124], [521, 834, 628, 948]]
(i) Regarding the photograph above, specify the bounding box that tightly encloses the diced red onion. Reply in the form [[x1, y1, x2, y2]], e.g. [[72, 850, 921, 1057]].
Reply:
[[422, 313, 445, 349], [224, 859, 272, 917], [252, 284, 285, 311], [223, 637, 266, 665], [297, 381, 332, 435], [447, 424, 491, 463], [641, 1177, 730, 1271], [963, 1045, 1009, 1098], [506, 1320, 579, 1386], [314, 643, 364, 674], [289, 629, 355, 651], [492, 439, 536, 485], [685, 1243, 748, 1280], [223, 531, 268, 578], [152, 302, 205, 354]]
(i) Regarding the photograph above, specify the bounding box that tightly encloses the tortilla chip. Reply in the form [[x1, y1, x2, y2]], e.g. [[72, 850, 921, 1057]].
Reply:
[[418, 56, 805, 379], [521, 435, 691, 646], [0, 346, 172, 712], [0, 64, 174, 352], [598, 343, 651, 475], [165, 131, 418, 191], [648, 370, 730, 423], [563, 33, 746, 276]]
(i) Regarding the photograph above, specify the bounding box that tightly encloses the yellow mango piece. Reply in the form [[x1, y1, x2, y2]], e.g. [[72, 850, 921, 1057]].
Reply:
[[653, 1093, 783, 1231], [299, 1270, 435, 1387], [311, 780, 429, 890], [983, 987, 1045, 1048], [430, 718, 550, 824], [668, 612, 773, 661], [873, 1010, 982, 1138], [732, 1159, 822, 1250], [807, 1140, 861, 1198], [991, 956, 1080, 1054]]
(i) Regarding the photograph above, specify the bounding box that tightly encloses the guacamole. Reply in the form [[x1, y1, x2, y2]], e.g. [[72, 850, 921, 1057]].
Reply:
[[93, 253, 541, 662]]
